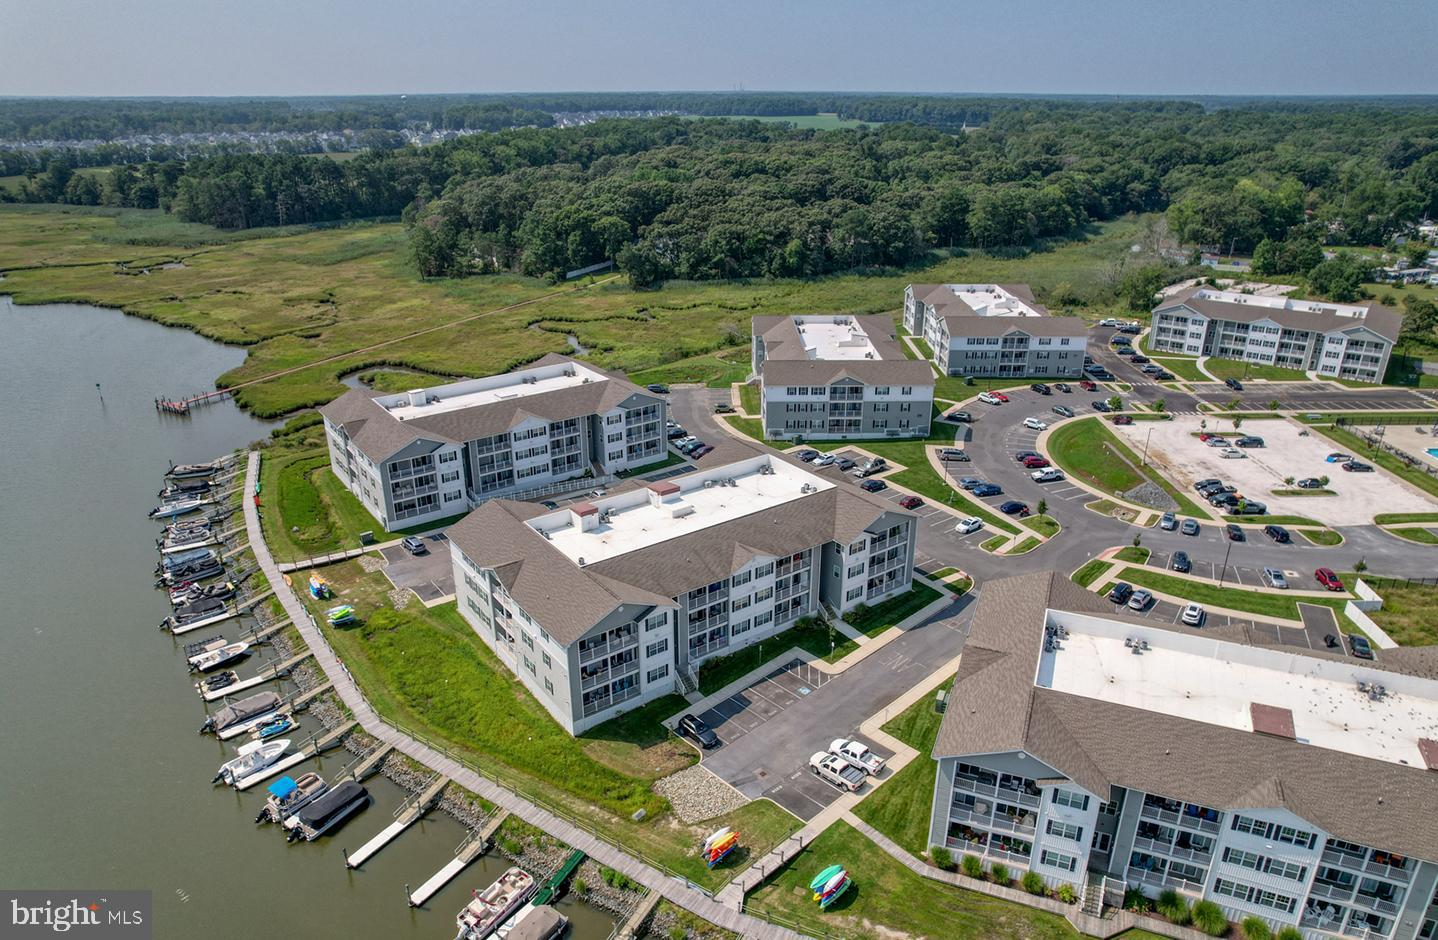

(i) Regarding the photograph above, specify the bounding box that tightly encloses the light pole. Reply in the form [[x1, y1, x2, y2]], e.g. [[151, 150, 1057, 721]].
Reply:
[[1141, 427, 1154, 467], [1218, 536, 1235, 587]]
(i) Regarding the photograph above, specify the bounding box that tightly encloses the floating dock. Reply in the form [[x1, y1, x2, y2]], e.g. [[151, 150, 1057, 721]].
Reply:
[[290, 681, 333, 710], [200, 651, 311, 702], [344, 743, 393, 782], [531, 848, 586, 906], [344, 775, 449, 869], [615, 890, 661, 940], [169, 607, 242, 636], [407, 810, 509, 908], [231, 719, 356, 791]]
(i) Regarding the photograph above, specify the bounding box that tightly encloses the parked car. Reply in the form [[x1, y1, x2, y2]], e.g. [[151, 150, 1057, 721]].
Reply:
[[1264, 524, 1291, 543], [999, 500, 1031, 517], [1108, 582, 1134, 604], [1120, 323, 1143, 334], [1209, 492, 1239, 507], [646, 383, 670, 394], [1296, 478, 1324, 489], [1205, 437, 1229, 448], [945, 409, 973, 423], [1022, 456, 1050, 469], [809, 751, 865, 792], [1128, 589, 1153, 611], [1315, 568, 1345, 591], [898, 495, 924, 510], [667, 427, 688, 439], [1031, 383, 1052, 395], [959, 476, 983, 490], [973, 483, 1003, 497], [1171, 551, 1191, 573], [1023, 416, 1048, 431], [1014, 451, 1041, 462], [1230, 501, 1267, 515], [978, 392, 1003, 405], [1112, 414, 1133, 425], [1098, 318, 1120, 327], [1160, 512, 1177, 530], [813, 454, 836, 467], [401, 536, 428, 555], [1262, 567, 1288, 589], [794, 448, 819, 462], [1091, 400, 1111, 412], [1224, 377, 1243, 391], [1052, 405, 1075, 418], [1235, 436, 1265, 448], [540, 500, 560, 511], [1111, 336, 1132, 347], [1054, 383, 1071, 393], [992, 391, 1010, 402], [1220, 448, 1246, 459], [1192, 478, 1222, 492], [1324, 633, 1340, 649], [1198, 482, 1235, 497], [859, 479, 887, 493], [1225, 523, 1245, 541], [1181, 519, 1200, 536], [1152, 369, 1174, 380], [1325, 452, 1351, 463], [1141, 364, 1162, 375], [830, 739, 887, 775], [938, 448, 970, 462], [1349, 635, 1375, 660], [678, 713, 718, 748], [1180, 603, 1205, 626], [835, 458, 856, 472], [955, 517, 984, 535], [713, 403, 734, 414], [1079, 379, 1098, 391], [1342, 460, 1374, 472], [1031, 468, 1064, 482], [1130, 354, 1151, 364], [692, 444, 714, 458]]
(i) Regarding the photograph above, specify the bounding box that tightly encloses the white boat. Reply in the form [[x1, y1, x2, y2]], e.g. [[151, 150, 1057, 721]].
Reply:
[[161, 531, 219, 554], [167, 604, 240, 636], [213, 738, 290, 785], [187, 641, 249, 673], [149, 499, 206, 520], [285, 781, 369, 842], [167, 461, 224, 479], [201, 691, 283, 737], [256, 772, 329, 825], [160, 547, 219, 571], [456, 868, 536, 940]]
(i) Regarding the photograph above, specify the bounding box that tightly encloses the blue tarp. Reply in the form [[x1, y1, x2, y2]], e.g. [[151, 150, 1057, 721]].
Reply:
[[268, 776, 298, 799]]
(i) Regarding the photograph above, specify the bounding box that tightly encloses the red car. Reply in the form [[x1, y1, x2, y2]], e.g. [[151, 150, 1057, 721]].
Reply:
[[1021, 456, 1050, 469], [898, 495, 924, 510], [1112, 414, 1133, 425], [1314, 568, 1344, 591], [991, 391, 1010, 402], [1079, 379, 1097, 391]]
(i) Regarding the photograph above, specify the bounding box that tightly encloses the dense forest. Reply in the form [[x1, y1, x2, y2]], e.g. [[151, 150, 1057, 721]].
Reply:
[[3, 96, 1437, 290]]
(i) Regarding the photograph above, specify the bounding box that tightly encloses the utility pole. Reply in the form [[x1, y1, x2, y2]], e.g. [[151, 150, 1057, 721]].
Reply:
[[1218, 537, 1235, 588], [1142, 427, 1154, 467]]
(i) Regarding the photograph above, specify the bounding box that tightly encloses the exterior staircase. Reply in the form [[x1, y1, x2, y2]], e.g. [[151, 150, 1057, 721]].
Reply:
[[1081, 877, 1106, 917], [675, 668, 701, 700]]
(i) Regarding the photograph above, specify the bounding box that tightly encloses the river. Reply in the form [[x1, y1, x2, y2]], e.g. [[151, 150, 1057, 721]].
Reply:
[[0, 297, 618, 940]]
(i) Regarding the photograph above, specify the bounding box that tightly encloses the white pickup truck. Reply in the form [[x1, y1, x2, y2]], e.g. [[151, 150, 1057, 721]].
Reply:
[[829, 739, 886, 775], [809, 751, 866, 791]]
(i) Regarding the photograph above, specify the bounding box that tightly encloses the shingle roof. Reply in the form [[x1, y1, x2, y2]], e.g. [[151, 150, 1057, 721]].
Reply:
[[318, 387, 429, 463], [1155, 286, 1402, 342], [934, 571, 1438, 862]]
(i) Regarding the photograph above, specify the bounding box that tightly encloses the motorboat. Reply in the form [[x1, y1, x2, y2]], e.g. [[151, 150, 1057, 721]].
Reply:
[[165, 598, 238, 635], [157, 558, 224, 587], [195, 669, 239, 695], [166, 594, 226, 622], [167, 461, 224, 480], [159, 528, 218, 553], [200, 691, 283, 736], [285, 781, 369, 842], [252, 714, 295, 740], [171, 580, 236, 606], [455, 868, 536, 940], [159, 548, 219, 572], [159, 478, 212, 498], [182, 634, 227, 657], [187, 641, 250, 673], [256, 773, 329, 825], [213, 737, 290, 786], [149, 497, 207, 520], [325, 604, 356, 626], [495, 905, 568, 940]]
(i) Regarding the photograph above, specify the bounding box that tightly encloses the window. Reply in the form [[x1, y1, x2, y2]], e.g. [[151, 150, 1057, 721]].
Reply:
[[523, 656, 536, 675], [647, 665, 669, 683], [901, 386, 913, 395], [754, 563, 774, 578], [645, 639, 669, 658], [731, 570, 752, 588], [438, 450, 458, 463], [1046, 820, 1083, 842], [753, 610, 773, 628], [544, 678, 554, 695], [731, 618, 751, 636], [847, 563, 865, 578], [753, 586, 773, 603], [441, 470, 461, 483], [1040, 849, 1077, 873], [730, 595, 751, 613], [542, 651, 551, 669], [1091, 832, 1111, 853], [1098, 801, 1117, 817], [443, 490, 463, 502], [522, 632, 534, 650], [846, 587, 863, 601], [1051, 789, 1089, 810]]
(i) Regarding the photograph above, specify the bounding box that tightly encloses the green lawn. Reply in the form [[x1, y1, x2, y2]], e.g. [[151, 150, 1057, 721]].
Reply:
[[1027, 514, 1061, 538], [1223, 514, 1324, 527], [1270, 488, 1337, 497], [1114, 546, 1150, 563], [845, 581, 945, 638], [1299, 411, 1438, 425], [696, 619, 849, 693], [852, 682, 951, 857], [1072, 558, 1112, 588], [1307, 424, 1438, 501], [723, 414, 769, 442], [739, 382, 761, 415], [1390, 527, 1438, 544], [1048, 417, 1210, 518], [1010, 536, 1041, 554], [1352, 576, 1438, 646], [911, 336, 936, 361], [1115, 567, 1348, 620], [1298, 528, 1344, 546], [1375, 512, 1438, 525], [614, 450, 688, 478], [1148, 357, 1209, 382], [747, 822, 1082, 940], [1201, 358, 1310, 383], [630, 348, 752, 389]]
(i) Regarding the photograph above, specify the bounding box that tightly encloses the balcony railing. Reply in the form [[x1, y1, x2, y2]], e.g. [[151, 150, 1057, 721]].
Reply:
[[1309, 881, 1355, 903], [581, 661, 637, 692], [1133, 834, 1211, 862], [953, 774, 999, 798], [988, 814, 1037, 836], [578, 635, 637, 665], [1175, 813, 1221, 835], [1140, 803, 1180, 826], [1127, 867, 1202, 895], [776, 580, 809, 603], [1352, 894, 1401, 917]]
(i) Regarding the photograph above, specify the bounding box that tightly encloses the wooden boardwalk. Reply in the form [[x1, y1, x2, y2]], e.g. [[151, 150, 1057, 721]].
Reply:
[[241, 452, 802, 939]]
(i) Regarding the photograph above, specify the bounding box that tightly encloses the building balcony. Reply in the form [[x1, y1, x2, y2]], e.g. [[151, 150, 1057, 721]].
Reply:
[[988, 813, 1037, 837], [1132, 836, 1210, 863], [580, 662, 638, 692], [775, 580, 810, 603], [953, 774, 1000, 799], [1320, 850, 1411, 884], [1309, 881, 1356, 903], [1352, 894, 1401, 917], [1175, 813, 1221, 835], [1127, 866, 1203, 896], [1140, 803, 1180, 826], [578, 635, 637, 665]]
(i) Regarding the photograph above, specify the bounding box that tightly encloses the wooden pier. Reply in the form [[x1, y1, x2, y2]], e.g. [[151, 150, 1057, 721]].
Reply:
[[290, 681, 333, 710], [231, 719, 357, 791], [615, 890, 661, 940], [344, 774, 450, 869], [244, 617, 292, 644], [344, 743, 393, 782], [201, 651, 311, 702], [155, 389, 232, 415], [407, 810, 509, 908]]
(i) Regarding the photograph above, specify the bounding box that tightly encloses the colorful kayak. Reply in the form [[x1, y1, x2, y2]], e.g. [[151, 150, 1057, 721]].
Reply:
[[819, 876, 852, 909], [702, 827, 732, 856], [325, 604, 356, 626], [308, 574, 331, 599], [814, 869, 847, 901], [705, 832, 739, 868], [808, 864, 844, 893]]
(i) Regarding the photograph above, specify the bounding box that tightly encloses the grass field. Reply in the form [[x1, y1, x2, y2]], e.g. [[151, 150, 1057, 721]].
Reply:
[[1389, 527, 1438, 544], [845, 581, 944, 638], [1298, 528, 1344, 546], [1374, 512, 1438, 525], [1353, 577, 1438, 645], [1149, 356, 1208, 382], [852, 682, 951, 857], [1048, 417, 1210, 518], [305, 560, 796, 888], [1201, 358, 1310, 383], [738, 382, 761, 415], [1114, 567, 1347, 620], [723, 415, 768, 442], [1072, 558, 1112, 587], [1114, 546, 1150, 563], [1223, 514, 1324, 527], [747, 822, 1082, 940], [0, 205, 1157, 417], [1010, 536, 1041, 554], [716, 113, 870, 129]]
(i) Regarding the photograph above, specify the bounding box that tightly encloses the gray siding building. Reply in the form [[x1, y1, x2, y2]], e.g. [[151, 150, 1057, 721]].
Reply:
[[751, 314, 935, 441], [904, 283, 1088, 378], [929, 572, 1438, 940], [319, 354, 667, 530]]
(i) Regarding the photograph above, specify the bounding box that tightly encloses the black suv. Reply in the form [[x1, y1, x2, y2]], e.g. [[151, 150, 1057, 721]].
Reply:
[[1108, 582, 1133, 604], [1030, 383, 1051, 395], [1264, 524, 1291, 543], [677, 713, 719, 748], [1171, 551, 1192, 573], [1224, 377, 1243, 391]]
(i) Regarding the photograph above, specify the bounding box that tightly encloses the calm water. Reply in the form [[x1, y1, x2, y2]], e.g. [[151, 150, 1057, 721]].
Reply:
[[0, 298, 616, 940]]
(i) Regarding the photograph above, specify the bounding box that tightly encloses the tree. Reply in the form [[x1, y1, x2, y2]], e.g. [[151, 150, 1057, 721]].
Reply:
[[1107, 394, 1123, 412], [1117, 264, 1171, 312], [1232, 416, 1244, 432], [1399, 297, 1438, 345], [1037, 498, 1048, 517], [1153, 397, 1166, 413], [1403, 241, 1431, 268], [1307, 255, 1372, 302]]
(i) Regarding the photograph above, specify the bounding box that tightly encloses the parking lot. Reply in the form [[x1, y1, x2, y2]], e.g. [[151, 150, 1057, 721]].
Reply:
[[1188, 381, 1434, 413], [1108, 414, 1437, 525], [378, 533, 455, 603]]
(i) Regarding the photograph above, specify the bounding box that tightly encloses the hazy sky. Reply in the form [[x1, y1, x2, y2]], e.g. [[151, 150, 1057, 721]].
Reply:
[[3, 0, 1435, 97]]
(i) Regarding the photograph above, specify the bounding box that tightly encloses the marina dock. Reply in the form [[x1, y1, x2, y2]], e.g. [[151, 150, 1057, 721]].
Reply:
[[201, 651, 311, 702], [243, 617, 292, 643], [290, 681, 333, 710], [344, 774, 450, 869], [615, 890, 661, 940], [344, 743, 393, 782], [169, 607, 241, 636], [407, 810, 509, 908], [231, 719, 357, 790]]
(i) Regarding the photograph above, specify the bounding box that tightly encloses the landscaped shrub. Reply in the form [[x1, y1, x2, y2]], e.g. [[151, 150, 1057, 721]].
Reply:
[[667, 927, 686, 940], [989, 862, 1010, 886], [930, 846, 954, 871], [1276, 927, 1303, 940], [1124, 888, 1153, 913], [1241, 915, 1273, 940], [1057, 883, 1077, 904], [1192, 899, 1229, 936], [961, 854, 984, 878], [1021, 871, 1046, 895], [1156, 888, 1191, 925]]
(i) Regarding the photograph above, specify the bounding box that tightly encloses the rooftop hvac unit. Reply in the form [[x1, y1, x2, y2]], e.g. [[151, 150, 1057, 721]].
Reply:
[[704, 480, 716, 488]]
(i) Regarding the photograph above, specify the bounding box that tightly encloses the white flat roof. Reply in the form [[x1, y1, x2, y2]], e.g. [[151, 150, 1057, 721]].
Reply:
[[793, 317, 883, 361], [937, 284, 1043, 318], [1191, 288, 1370, 320], [1036, 611, 1438, 770], [529, 454, 834, 566], [378, 361, 611, 420]]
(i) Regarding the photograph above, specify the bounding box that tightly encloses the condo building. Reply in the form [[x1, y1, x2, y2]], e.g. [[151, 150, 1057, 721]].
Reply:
[[930, 572, 1438, 940], [903, 284, 1088, 378], [447, 452, 918, 734], [317, 354, 667, 530], [750, 314, 935, 441], [1150, 287, 1400, 384]]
